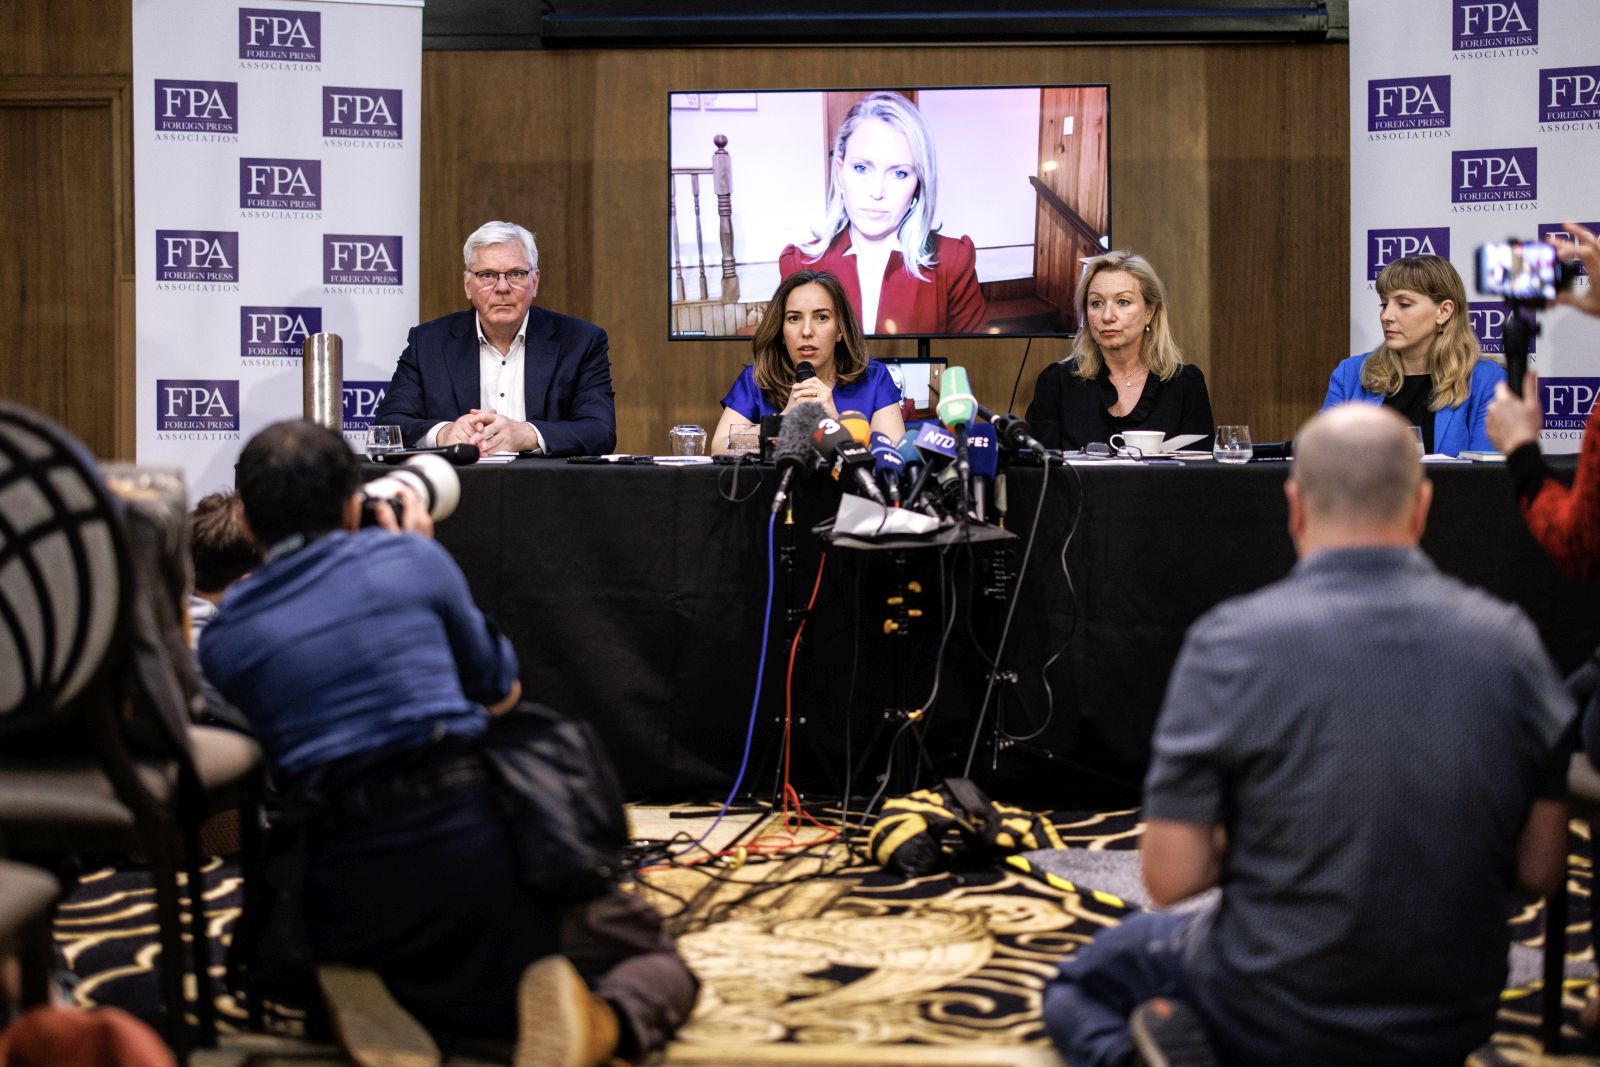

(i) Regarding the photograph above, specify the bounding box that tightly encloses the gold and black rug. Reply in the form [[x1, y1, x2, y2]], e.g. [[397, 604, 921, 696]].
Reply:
[[49, 808, 1600, 1065]]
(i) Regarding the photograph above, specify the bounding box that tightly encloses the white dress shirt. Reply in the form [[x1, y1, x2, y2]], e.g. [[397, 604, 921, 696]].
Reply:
[[423, 311, 546, 452]]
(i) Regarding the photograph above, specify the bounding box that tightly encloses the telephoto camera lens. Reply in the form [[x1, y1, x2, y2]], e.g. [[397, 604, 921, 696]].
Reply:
[[360, 453, 461, 527]]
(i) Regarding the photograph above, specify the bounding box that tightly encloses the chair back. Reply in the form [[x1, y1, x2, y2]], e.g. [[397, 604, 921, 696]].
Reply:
[[0, 402, 132, 731]]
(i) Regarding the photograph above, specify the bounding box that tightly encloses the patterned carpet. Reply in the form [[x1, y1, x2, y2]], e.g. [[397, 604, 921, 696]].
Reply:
[[44, 807, 1600, 1065]]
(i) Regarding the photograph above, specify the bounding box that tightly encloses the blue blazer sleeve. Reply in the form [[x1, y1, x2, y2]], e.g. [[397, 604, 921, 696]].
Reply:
[[526, 311, 617, 457], [1435, 359, 1507, 456], [1322, 353, 1376, 411], [373, 319, 456, 447]]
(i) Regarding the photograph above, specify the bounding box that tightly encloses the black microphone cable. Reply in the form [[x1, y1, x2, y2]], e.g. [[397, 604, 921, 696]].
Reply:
[[961, 452, 1058, 778]]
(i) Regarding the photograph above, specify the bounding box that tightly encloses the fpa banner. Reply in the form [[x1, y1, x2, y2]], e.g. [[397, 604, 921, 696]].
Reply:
[[1350, 0, 1600, 452], [134, 0, 420, 496]]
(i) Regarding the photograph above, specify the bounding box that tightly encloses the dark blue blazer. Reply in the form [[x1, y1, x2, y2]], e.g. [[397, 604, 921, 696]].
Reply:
[[374, 307, 617, 457]]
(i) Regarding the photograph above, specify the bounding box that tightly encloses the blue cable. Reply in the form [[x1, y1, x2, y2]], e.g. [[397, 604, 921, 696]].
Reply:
[[673, 510, 777, 857]]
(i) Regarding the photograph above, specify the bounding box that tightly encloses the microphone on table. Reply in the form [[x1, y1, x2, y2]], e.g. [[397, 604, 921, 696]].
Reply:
[[939, 370, 1046, 455], [869, 431, 904, 506], [810, 415, 886, 505], [904, 421, 957, 516], [991, 413, 1046, 454], [371, 443, 479, 465], [936, 366, 978, 507], [771, 402, 825, 516], [837, 409, 872, 446], [967, 422, 999, 522]]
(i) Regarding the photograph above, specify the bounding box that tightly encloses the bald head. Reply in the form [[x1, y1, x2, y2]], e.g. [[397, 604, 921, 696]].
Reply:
[[1287, 404, 1429, 549]]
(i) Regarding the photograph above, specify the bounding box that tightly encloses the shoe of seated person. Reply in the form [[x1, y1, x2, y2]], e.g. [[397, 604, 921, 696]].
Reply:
[[515, 955, 620, 1067], [1129, 996, 1221, 1067], [316, 964, 441, 1067]]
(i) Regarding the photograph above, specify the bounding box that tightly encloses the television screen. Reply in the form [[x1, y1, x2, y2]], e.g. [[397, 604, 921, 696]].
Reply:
[[668, 85, 1110, 341]]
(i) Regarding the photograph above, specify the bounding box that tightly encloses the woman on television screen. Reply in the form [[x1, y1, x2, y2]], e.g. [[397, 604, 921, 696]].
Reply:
[[711, 270, 905, 454], [779, 91, 987, 337], [1026, 250, 1213, 451], [1321, 253, 1504, 457]]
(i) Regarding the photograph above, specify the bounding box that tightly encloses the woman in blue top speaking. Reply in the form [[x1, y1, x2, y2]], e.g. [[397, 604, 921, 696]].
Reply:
[[711, 269, 905, 453], [1323, 254, 1504, 456]]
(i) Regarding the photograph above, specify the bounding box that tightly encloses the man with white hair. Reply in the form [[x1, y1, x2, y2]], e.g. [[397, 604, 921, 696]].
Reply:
[[1044, 403, 1575, 1067], [374, 220, 616, 457]]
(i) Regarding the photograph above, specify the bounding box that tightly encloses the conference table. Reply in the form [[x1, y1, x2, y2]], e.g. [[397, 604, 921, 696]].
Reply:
[[425, 455, 1600, 802]]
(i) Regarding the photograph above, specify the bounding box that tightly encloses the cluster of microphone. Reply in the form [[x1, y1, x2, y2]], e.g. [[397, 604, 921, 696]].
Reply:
[[769, 364, 1044, 522]]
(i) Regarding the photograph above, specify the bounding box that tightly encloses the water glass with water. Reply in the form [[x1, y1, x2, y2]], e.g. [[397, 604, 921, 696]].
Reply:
[[366, 424, 403, 458], [1213, 425, 1253, 465]]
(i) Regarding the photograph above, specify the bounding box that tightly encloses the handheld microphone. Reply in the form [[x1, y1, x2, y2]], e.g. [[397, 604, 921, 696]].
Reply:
[[372, 443, 479, 465], [967, 422, 999, 522], [869, 431, 904, 506], [794, 361, 816, 383], [811, 416, 886, 505], [771, 402, 824, 515]]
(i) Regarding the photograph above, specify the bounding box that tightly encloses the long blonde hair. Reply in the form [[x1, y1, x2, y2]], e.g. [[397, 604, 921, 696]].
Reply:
[[1361, 255, 1489, 409], [1068, 250, 1185, 381]]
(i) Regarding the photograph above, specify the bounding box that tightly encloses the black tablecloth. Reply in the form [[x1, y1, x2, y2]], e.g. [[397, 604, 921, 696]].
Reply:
[[427, 457, 1600, 800]]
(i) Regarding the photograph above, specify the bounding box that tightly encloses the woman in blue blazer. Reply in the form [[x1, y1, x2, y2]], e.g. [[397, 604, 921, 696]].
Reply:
[[1322, 254, 1504, 456]]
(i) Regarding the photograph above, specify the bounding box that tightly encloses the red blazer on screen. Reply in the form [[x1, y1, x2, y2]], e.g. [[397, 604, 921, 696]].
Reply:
[[779, 230, 987, 335]]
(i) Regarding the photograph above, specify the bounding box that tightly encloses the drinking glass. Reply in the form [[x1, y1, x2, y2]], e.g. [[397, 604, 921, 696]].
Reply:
[[727, 427, 760, 453], [365, 424, 403, 458], [668, 424, 707, 456], [1213, 425, 1253, 465], [1406, 425, 1425, 458]]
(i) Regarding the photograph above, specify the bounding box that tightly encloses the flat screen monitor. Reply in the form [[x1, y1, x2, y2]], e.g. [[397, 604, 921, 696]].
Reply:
[[668, 85, 1110, 342]]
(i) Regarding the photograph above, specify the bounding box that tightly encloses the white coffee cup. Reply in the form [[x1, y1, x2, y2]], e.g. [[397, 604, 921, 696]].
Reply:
[[1110, 430, 1166, 456]]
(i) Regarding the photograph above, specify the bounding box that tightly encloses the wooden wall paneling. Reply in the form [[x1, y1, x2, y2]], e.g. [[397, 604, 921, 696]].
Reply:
[[1202, 45, 1348, 442], [0, 1, 130, 78], [0, 78, 131, 460]]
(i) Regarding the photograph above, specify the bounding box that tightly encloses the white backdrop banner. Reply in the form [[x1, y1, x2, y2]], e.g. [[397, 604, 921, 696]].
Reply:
[[133, 0, 420, 497], [1349, 0, 1600, 453]]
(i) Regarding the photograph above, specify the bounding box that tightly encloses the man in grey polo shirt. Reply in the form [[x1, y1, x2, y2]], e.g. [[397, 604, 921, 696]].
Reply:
[[1044, 403, 1575, 1067]]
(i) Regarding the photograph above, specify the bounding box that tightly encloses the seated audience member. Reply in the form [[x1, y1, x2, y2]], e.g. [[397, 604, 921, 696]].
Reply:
[[1323, 253, 1504, 456], [1024, 250, 1213, 451], [780, 91, 987, 336], [1044, 403, 1573, 1067], [373, 220, 617, 457], [710, 269, 905, 454], [199, 420, 695, 1065], [186, 490, 260, 732]]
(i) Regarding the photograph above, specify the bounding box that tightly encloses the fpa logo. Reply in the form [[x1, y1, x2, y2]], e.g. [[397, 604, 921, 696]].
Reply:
[[1452, 147, 1537, 204], [1540, 377, 1600, 432], [1454, 1, 1538, 50], [241, 306, 321, 359], [1366, 228, 1449, 279], [156, 230, 239, 283], [239, 8, 321, 63], [323, 234, 403, 286], [157, 380, 240, 432], [1368, 76, 1450, 131], [1541, 66, 1600, 123], [323, 87, 403, 140], [1467, 302, 1533, 355], [240, 158, 321, 212], [154, 80, 238, 134], [342, 381, 389, 430]]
